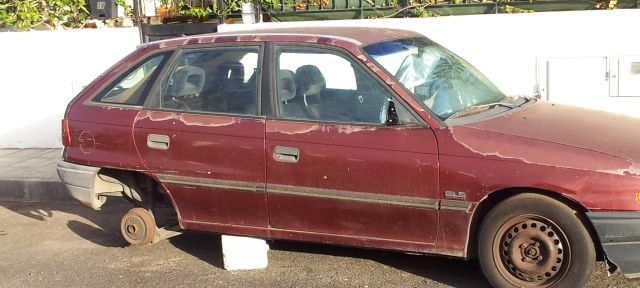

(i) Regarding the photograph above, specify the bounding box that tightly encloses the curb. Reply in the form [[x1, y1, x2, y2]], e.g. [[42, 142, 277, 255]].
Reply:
[[0, 179, 76, 204]]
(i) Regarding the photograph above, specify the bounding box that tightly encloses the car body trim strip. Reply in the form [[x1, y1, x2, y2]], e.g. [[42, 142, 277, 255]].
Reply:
[[439, 200, 472, 212], [156, 175, 443, 209], [156, 174, 265, 193], [267, 184, 439, 210]]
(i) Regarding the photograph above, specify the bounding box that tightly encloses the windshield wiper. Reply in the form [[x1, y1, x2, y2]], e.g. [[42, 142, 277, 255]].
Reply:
[[446, 101, 517, 120]]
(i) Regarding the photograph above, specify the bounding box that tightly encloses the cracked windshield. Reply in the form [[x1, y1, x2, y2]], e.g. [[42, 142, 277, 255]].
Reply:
[[364, 37, 507, 120]]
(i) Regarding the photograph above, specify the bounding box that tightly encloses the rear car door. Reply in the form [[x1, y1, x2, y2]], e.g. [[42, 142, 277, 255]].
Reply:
[[266, 44, 440, 246], [133, 44, 268, 231]]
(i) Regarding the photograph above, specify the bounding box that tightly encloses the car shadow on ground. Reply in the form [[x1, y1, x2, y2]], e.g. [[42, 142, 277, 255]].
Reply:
[[0, 201, 226, 267], [268, 240, 492, 288], [168, 231, 225, 268], [0, 200, 129, 248], [167, 230, 491, 287], [1, 201, 490, 287]]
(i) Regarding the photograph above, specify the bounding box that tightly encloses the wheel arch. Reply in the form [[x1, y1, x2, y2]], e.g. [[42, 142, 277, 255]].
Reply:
[[96, 168, 149, 203], [96, 168, 182, 228], [466, 187, 604, 261]]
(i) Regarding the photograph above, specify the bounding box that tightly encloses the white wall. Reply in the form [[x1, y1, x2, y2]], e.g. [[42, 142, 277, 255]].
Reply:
[[0, 28, 140, 148], [1, 10, 638, 148]]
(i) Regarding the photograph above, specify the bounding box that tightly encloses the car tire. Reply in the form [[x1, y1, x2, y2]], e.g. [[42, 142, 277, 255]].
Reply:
[[478, 193, 595, 288], [121, 207, 157, 246]]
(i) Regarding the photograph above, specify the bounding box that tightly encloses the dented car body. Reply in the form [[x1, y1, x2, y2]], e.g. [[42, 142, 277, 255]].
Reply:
[[57, 27, 640, 287]]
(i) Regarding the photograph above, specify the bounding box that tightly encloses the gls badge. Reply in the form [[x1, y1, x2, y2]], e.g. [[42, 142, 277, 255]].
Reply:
[[444, 191, 467, 200]]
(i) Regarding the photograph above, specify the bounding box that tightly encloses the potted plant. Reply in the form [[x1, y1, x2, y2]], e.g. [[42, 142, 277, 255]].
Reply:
[[156, 0, 177, 19], [215, 0, 243, 23], [163, 0, 215, 23]]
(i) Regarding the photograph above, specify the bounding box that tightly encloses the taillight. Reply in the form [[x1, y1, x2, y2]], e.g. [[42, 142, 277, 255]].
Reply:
[[62, 119, 71, 147]]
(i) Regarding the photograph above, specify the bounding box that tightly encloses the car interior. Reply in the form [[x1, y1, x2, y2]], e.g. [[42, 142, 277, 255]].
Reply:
[[162, 50, 258, 115], [277, 56, 387, 124]]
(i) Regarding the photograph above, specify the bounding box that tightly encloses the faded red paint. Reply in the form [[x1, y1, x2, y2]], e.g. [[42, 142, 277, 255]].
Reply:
[[133, 110, 268, 227], [61, 27, 640, 261], [266, 120, 439, 245]]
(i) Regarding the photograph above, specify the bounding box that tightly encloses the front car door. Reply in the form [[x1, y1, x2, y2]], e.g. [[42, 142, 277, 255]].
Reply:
[[133, 44, 268, 234], [265, 44, 440, 252]]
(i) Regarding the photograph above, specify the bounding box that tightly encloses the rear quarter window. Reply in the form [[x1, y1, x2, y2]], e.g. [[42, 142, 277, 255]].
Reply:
[[93, 52, 170, 106]]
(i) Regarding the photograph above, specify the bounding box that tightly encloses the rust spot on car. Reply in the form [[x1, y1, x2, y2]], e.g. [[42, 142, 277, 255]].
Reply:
[[336, 125, 378, 134], [177, 114, 239, 127], [601, 162, 640, 177], [139, 110, 175, 122], [450, 126, 640, 176], [269, 123, 322, 135]]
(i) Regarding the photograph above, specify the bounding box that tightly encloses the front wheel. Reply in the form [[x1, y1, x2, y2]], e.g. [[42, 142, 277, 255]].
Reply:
[[478, 194, 595, 288]]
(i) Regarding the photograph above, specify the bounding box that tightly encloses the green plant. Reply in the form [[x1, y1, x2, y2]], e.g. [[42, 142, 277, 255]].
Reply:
[[593, 0, 609, 9], [259, 0, 304, 9], [411, 5, 437, 17], [499, 4, 534, 13], [171, 0, 215, 19], [181, 6, 213, 18], [213, 0, 242, 18], [261, 0, 282, 8], [0, 0, 89, 31]]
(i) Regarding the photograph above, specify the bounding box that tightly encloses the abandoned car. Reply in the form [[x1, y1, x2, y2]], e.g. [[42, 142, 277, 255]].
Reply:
[[57, 27, 640, 287]]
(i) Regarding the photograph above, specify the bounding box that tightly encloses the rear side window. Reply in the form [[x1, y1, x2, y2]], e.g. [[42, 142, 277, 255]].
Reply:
[[95, 53, 168, 106], [159, 47, 260, 115]]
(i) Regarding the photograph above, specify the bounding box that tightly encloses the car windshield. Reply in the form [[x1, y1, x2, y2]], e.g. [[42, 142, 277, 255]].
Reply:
[[363, 37, 506, 119]]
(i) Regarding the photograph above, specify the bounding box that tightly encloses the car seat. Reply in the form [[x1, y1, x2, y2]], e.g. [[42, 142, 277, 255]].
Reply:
[[216, 61, 255, 114], [293, 65, 326, 119], [168, 65, 206, 98], [166, 65, 206, 110]]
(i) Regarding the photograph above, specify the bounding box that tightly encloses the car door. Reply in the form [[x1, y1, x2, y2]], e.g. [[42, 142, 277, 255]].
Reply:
[[133, 44, 268, 232], [266, 44, 440, 245]]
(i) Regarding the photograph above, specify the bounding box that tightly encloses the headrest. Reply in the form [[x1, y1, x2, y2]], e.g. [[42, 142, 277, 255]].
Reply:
[[295, 65, 325, 96], [169, 65, 205, 98], [278, 69, 296, 102]]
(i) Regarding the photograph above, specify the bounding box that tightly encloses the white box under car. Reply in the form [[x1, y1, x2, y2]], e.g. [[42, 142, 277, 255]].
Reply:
[[221, 235, 269, 271]]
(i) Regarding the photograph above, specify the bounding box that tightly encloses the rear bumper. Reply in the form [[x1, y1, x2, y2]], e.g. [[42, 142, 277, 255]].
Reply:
[[587, 211, 640, 278], [56, 161, 105, 209]]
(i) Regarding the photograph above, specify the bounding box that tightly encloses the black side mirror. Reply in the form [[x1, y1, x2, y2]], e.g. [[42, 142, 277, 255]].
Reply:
[[385, 100, 399, 126]]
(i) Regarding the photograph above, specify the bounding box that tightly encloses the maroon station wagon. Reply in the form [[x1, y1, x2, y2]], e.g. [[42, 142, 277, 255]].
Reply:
[[57, 27, 640, 287]]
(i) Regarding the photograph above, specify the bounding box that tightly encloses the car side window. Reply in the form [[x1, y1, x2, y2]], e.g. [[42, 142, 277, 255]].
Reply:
[[97, 54, 166, 106], [160, 47, 260, 115], [275, 46, 417, 125]]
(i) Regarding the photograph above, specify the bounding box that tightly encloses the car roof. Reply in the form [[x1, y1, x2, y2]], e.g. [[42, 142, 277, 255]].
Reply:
[[216, 27, 421, 45], [145, 27, 421, 49]]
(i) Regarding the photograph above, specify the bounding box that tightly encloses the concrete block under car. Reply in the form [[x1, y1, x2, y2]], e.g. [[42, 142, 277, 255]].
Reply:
[[221, 235, 269, 271]]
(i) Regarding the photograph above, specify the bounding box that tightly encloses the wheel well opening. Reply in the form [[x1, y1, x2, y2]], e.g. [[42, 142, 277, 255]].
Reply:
[[97, 168, 178, 229], [467, 188, 604, 261]]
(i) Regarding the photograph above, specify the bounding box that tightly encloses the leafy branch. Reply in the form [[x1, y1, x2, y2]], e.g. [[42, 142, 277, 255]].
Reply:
[[0, 0, 90, 31]]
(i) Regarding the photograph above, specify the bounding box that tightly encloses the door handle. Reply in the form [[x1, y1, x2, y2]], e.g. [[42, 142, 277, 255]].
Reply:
[[147, 134, 170, 150], [273, 146, 299, 163]]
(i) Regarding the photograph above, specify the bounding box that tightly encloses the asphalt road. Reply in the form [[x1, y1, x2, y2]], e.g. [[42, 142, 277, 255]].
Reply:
[[0, 201, 637, 288]]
